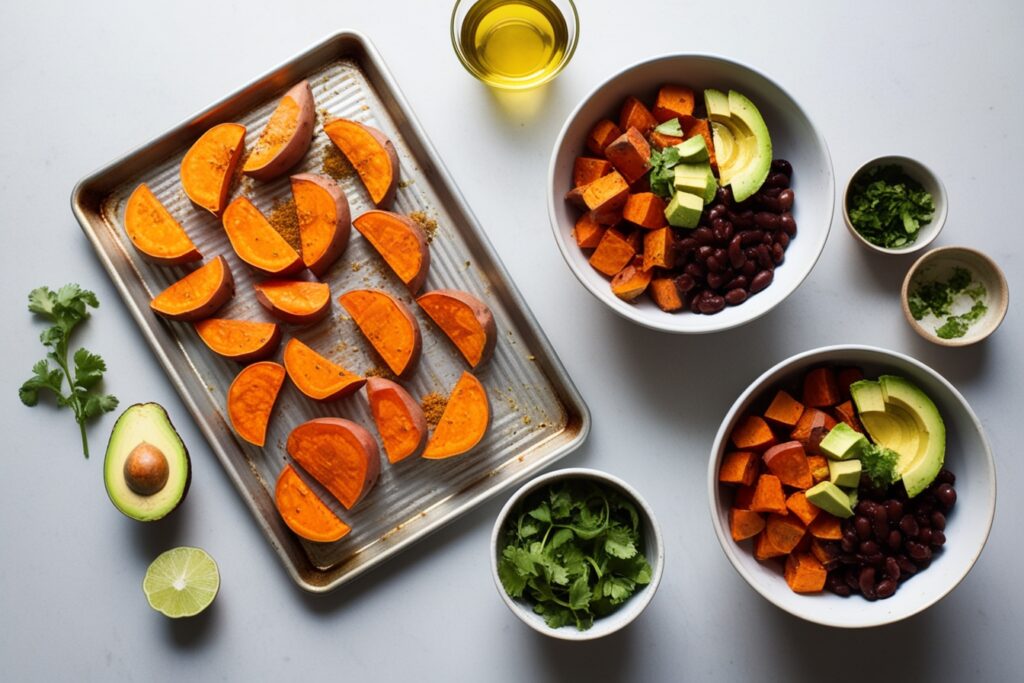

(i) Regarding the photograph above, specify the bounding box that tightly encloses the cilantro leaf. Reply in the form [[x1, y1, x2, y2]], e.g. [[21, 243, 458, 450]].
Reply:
[[73, 348, 107, 389], [861, 444, 900, 487], [604, 524, 638, 559], [568, 575, 591, 611], [847, 165, 934, 248], [648, 146, 682, 200], [19, 359, 65, 406]]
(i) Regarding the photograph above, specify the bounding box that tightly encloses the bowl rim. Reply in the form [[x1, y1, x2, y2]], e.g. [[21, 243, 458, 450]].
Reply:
[[490, 466, 666, 640], [900, 245, 1010, 347], [842, 155, 948, 255], [705, 343, 997, 628], [546, 52, 835, 334]]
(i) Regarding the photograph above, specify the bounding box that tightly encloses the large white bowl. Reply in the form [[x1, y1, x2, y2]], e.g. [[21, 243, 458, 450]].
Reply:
[[707, 345, 996, 628], [548, 54, 834, 333]]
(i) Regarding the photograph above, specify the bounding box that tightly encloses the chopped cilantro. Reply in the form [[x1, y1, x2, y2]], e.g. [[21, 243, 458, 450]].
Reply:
[[936, 300, 988, 339], [847, 165, 934, 248], [907, 266, 988, 339], [861, 444, 901, 487], [648, 146, 682, 200], [496, 479, 652, 631]]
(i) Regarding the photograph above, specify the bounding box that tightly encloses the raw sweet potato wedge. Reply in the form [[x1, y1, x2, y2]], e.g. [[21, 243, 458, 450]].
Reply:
[[243, 80, 315, 181], [222, 197, 304, 276], [275, 464, 351, 543], [323, 119, 399, 207], [416, 289, 496, 368], [283, 337, 365, 401], [339, 289, 421, 376], [194, 318, 281, 362], [123, 184, 201, 265], [180, 122, 246, 216], [286, 418, 380, 510], [366, 377, 427, 464], [290, 173, 351, 276], [353, 211, 431, 294], [227, 361, 285, 447], [254, 279, 331, 325], [150, 256, 234, 321], [423, 371, 489, 459]]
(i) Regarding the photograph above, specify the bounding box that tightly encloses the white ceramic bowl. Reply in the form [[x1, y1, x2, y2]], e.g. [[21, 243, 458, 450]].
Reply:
[[548, 54, 834, 334], [707, 345, 996, 628], [491, 467, 665, 640], [843, 155, 947, 255]]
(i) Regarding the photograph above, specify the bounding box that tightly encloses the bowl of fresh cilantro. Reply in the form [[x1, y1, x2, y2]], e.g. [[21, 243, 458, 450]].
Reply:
[[491, 467, 664, 640], [843, 156, 947, 254]]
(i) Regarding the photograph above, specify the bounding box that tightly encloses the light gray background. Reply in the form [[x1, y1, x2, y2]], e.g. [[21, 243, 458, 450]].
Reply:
[[1, 1, 1020, 680]]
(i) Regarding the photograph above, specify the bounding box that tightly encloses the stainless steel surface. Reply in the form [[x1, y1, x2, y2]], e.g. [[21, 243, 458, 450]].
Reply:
[[71, 31, 589, 592]]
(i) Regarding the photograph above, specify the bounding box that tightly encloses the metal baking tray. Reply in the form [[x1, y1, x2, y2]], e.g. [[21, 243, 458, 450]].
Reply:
[[71, 31, 589, 592]]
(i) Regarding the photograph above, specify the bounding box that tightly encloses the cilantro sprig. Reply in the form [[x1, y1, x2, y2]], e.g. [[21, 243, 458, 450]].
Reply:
[[648, 145, 682, 200], [19, 285, 118, 457], [847, 164, 934, 248], [861, 443, 900, 488], [497, 480, 652, 631]]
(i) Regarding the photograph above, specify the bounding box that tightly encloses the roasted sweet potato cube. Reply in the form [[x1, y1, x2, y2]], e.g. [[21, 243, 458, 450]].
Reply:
[[624, 193, 668, 230], [810, 538, 839, 567], [588, 229, 635, 277], [785, 552, 827, 593], [648, 278, 683, 312], [750, 474, 787, 514], [734, 484, 757, 510], [652, 84, 696, 122], [649, 130, 684, 150], [642, 227, 675, 271], [573, 213, 605, 249], [762, 441, 813, 489], [619, 96, 658, 136], [786, 491, 821, 526], [581, 171, 629, 223], [806, 455, 830, 484], [683, 118, 717, 171], [573, 157, 613, 187], [808, 513, 842, 540], [586, 119, 623, 157], [604, 128, 651, 185], [766, 513, 806, 553], [754, 531, 788, 560], [803, 366, 841, 408], [832, 400, 864, 433], [764, 390, 805, 429], [731, 415, 777, 451], [730, 508, 766, 542], [719, 451, 760, 487], [790, 408, 837, 447], [610, 257, 652, 302]]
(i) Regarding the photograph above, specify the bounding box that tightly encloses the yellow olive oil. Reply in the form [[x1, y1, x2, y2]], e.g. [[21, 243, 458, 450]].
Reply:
[[459, 0, 570, 89]]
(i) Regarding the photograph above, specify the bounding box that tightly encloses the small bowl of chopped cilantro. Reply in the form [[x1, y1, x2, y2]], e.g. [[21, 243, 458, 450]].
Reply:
[[491, 468, 664, 640], [843, 156, 946, 254], [901, 246, 1009, 346]]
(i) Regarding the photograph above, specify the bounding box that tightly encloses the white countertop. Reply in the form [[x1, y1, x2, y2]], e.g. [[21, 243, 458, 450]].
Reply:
[[1, 1, 1021, 680]]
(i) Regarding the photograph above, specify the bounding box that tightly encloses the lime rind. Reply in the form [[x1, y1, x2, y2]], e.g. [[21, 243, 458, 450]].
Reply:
[[143, 546, 220, 618]]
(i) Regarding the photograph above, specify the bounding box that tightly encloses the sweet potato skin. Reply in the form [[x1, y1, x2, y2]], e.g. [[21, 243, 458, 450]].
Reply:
[[604, 128, 651, 185], [423, 371, 489, 459], [150, 256, 235, 321], [610, 257, 652, 301], [339, 289, 422, 376], [275, 464, 351, 543], [194, 318, 281, 362], [180, 122, 246, 216], [124, 184, 201, 265], [254, 280, 331, 326], [352, 210, 430, 294], [227, 361, 285, 447], [286, 417, 380, 510], [222, 197, 304, 276], [283, 337, 366, 401], [365, 377, 427, 463], [323, 119, 399, 207], [290, 173, 351, 277], [416, 289, 496, 368], [243, 80, 315, 181]]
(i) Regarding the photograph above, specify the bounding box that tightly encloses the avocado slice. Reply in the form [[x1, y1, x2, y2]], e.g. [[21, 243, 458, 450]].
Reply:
[[819, 422, 868, 461], [850, 377, 945, 497], [104, 403, 191, 521], [828, 459, 862, 488], [702, 89, 772, 201], [664, 191, 703, 228], [805, 481, 854, 518], [675, 135, 709, 163]]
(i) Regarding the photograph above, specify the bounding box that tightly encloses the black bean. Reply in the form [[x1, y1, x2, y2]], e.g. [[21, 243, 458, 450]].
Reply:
[[675, 273, 695, 293], [699, 294, 726, 315], [716, 186, 733, 205], [907, 542, 932, 564], [859, 540, 880, 555], [897, 555, 918, 577], [728, 235, 746, 269], [706, 272, 725, 290], [750, 270, 773, 294], [766, 172, 790, 189], [884, 557, 901, 582], [936, 469, 956, 485], [776, 231, 790, 248], [918, 528, 934, 546], [677, 238, 698, 256], [735, 210, 755, 228], [841, 536, 856, 553], [694, 227, 714, 246], [756, 244, 773, 269], [754, 211, 780, 230], [708, 205, 726, 222], [887, 529, 902, 551], [741, 260, 757, 277], [930, 530, 946, 547], [859, 567, 878, 600], [725, 275, 749, 290], [930, 511, 946, 530], [772, 243, 785, 264], [854, 516, 872, 541], [740, 229, 765, 246], [771, 159, 793, 177], [885, 499, 904, 520], [685, 262, 705, 279], [899, 514, 919, 538]]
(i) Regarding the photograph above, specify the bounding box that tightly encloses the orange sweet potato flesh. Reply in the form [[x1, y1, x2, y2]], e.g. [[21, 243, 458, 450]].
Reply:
[[589, 228, 635, 277], [610, 257, 652, 302], [366, 377, 427, 463], [832, 400, 864, 433], [123, 184, 201, 265], [339, 289, 421, 376], [643, 227, 675, 270], [353, 210, 431, 294], [762, 441, 813, 489], [754, 531, 788, 560], [423, 371, 489, 459], [766, 513, 806, 554], [683, 118, 718, 171], [581, 171, 630, 223], [619, 96, 657, 136], [180, 122, 246, 216], [573, 157, 613, 187], [254, 280, 331, 326], [808, 514, 842, 540], [604, 128, 651, 185], [749, 474, 787, 514], [286, 417, 380, 510], [652, 85, 696, 122], [150, 256, 235, 321], [275, 464, 351, 543], [625, 193, 668, 230], [734, 484, 757, 510], [585, 119, 622, 156], [291, 173, 351, 276], [194, 318, 281, 362], [243, 81, 315, 181], [283, 337, 366, 401], [648, 130, 684, 150], [784, 552, 827, 593], [790, 408, 837, 446], [719, 451, 759, 487], [764, 390, 804, 429], [649, 278, 683, 312], [729, 508, 765, 542], [227, 361, 285, 447], [417, 289, 496, 368], [807, 455, 830, 483], [786, 491, 821, 526], [573, 213, 606, 249], [222, 197, 303, 276], [323, 118, 399, 207], [731, 415, 777, 451], [803, 367, 841, 408]]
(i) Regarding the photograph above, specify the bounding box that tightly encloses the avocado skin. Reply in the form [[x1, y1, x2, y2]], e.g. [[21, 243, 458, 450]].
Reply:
[[103, 403, 191, 522]]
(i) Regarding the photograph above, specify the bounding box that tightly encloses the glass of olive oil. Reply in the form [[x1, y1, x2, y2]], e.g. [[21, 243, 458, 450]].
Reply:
[[451, 0, 578, 90]]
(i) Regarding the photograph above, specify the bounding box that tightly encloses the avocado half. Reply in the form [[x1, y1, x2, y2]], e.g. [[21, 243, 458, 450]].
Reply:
[[850, 376, 946, 497], [103, 403, 191, 521], [704, 89, 772, 202]]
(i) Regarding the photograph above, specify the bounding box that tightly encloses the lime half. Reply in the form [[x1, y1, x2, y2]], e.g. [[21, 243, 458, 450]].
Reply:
[[143, 546, 220, 618]]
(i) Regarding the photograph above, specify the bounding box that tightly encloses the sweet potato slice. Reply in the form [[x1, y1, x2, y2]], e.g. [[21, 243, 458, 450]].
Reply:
[[807, 455, 830, 483], [764, 390, 805, 430], [353, 211, 431, 294], [150, 256, 234, 321], [762, 441, 813, 489], [243, 80, 315, 181], [625, 193, 668, 230], [573, 157, 612, 187], [339, 289, 421, 376], [194, 318, 281, 362], [417, 289, 496, 368], [719, 451, 759, 487], [802, 366, 841, 408], [604, 128, 651, 185], [731, 415, 777, 451], [619, 96, 657, 136], [729, 508, 765, 542], [585, 119, 622, 156], [275, 464, 351, 543], [123, 184, 201, 265], [227, 361, 285, 447], [589, 228, 635, 277], [254, 279, 331, 325], [610, 257, 652, 302], [290, 173, 351, 276], [573, 213, 605, 249], [323, 119, 399, 207], [180, 122, 246, 216], [652, 85, 696, 123], [222, 197, 303, 276], [784, 552, 827, 593], [366, 377, 427, 463], [423, 371, 489, 459], [649, 278, 683, 312], [286, 418, 380, 510], [283, 337, 365, 401]]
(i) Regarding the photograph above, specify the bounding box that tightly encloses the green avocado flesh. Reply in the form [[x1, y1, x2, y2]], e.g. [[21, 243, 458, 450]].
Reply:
[[703, 89, 772, 202], [104, 403, 190, 521], [850, 376, 945, 497]]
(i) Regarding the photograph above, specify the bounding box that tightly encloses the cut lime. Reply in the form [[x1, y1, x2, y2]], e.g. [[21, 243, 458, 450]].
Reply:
[[143, 546, 220, 618]]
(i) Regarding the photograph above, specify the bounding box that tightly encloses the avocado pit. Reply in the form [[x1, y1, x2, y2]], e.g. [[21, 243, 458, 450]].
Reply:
[[124, 442, 170, 495]]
